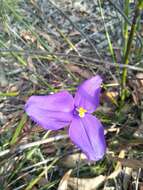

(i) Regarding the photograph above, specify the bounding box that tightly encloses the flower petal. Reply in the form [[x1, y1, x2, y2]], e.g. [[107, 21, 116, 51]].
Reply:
[[69, 114, 106, 161], [25, 91, 74, 130], [74, 75, 102, 113]]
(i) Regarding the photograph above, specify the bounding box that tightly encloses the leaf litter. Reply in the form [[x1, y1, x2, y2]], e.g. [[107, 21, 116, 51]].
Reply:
[[0, 0, 143, 189]]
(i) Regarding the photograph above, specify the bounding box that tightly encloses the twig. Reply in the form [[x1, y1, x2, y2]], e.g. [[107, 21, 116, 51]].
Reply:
[[135, 168, 141, 190], [0, 49, 143, 71], [0, 134, 68, 157]]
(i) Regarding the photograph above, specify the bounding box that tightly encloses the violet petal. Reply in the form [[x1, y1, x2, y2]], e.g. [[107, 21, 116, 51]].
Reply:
[[74, 75, 102, 113], [25, 91, 74, 130], [69, 114, 106, 161]]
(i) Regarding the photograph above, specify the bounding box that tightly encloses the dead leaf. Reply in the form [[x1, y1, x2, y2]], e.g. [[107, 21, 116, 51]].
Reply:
[[20, 31, 36, 43], [108, 150, 126, 179], [65, 64, 91, 79], [58, 169, 106, 190], [27, 56, 36, 72], [0, 64, 8, 87], [109, 156, 143, 169], [58, 170, 72, 190], [136, 73, 143, 87], [59, 153, 87, 168], [104, 91, 118, 106], [139, 183, 143, 190], [123, 167, 133, 190], [131, 73, 143, 105], [36, 30, 58, 50], [67, 175, 106, 190], [69, 30, 81, 37]]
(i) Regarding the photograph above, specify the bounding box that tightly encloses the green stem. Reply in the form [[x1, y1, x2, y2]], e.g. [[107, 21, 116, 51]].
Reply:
[[123, 0, 129, 54], [120, 1, 142, 106]]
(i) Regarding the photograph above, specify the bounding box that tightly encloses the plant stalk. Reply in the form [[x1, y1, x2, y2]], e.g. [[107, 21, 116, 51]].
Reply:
[[120, 0, 142, 106]]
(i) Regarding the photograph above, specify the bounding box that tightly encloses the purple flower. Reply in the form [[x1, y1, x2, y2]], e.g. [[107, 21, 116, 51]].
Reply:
[[25, 75, 106, 161]]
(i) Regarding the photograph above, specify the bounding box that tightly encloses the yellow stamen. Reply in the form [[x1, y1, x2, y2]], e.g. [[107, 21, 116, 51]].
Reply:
[[77, 107, 87, 118]]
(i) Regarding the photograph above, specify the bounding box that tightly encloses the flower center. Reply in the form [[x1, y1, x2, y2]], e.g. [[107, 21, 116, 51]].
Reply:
[[77, 107, 87, 118]]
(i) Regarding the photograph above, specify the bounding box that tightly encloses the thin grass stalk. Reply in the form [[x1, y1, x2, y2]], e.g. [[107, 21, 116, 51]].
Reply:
[[123, 0, 130, 54], [0, 40, 27, 65], [24, 158, 59, 190], [97, 0, 116, 64], [120, 0, 143, 106], [107, 0, 143, 48]]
